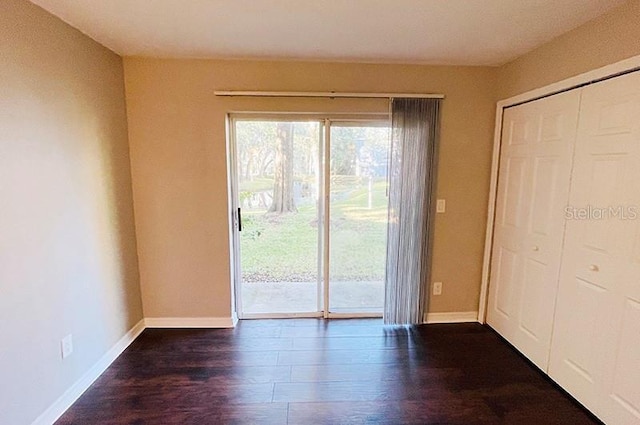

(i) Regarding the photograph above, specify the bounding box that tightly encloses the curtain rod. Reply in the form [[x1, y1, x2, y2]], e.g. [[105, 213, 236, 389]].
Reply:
[[214, 91, 444, 99]]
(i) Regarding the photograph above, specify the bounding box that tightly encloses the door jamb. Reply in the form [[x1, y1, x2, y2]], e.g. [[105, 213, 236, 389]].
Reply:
[[226, 114, 242, 320], [322, 119, 331, 318]]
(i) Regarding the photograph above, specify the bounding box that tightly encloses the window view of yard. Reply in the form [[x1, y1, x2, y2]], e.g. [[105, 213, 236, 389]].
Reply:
[[328, 124, 389, 312], [235, 120, 389, 314]]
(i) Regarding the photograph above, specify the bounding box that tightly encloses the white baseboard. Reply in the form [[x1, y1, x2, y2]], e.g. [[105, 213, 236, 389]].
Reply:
[[36, 311, 471, 425], [32, 319, 145, 425], [144, 316, 236, 328], [31, 316, 236, 424], [424, 311, 479, 324]]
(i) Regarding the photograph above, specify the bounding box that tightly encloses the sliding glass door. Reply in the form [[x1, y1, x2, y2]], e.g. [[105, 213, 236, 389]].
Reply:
[[233, 120, 322, 315], [230, 116, 389, 318], [328, 124, 389, 314]]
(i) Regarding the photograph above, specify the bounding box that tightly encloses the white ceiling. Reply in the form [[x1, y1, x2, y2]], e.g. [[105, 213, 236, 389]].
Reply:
[[30, 0, 625, 66]]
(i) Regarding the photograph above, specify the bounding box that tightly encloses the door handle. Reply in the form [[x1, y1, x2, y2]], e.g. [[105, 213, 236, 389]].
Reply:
[[238, 207, 242, 232]]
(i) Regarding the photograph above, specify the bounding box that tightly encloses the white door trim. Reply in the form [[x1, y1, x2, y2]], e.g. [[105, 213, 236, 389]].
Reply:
[[478, 53, 640, 323]]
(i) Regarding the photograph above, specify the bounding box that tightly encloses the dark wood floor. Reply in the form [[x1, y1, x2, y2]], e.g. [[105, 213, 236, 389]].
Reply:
[[56, 320, 601, 425]]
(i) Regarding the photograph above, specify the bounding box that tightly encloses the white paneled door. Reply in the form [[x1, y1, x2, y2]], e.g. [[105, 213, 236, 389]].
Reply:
[[487, 90, 581, 371], [549, 71, 640, 425]]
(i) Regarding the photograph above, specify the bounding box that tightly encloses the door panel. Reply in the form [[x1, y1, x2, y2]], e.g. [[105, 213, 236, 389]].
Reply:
[[487, 89, 581, 371], [234, 120, 322, 316], [519, 258, 546, 340], [609, 299, 640, 422], [502, 157, 528, 228], [549, 71, 640, 425], [529, 157, 559, 235], [494, 246, 518, 320], [327, 123, 389, 314]]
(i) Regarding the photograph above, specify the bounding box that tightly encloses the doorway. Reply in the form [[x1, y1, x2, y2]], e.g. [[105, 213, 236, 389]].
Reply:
[[229, 116, 390, 318]]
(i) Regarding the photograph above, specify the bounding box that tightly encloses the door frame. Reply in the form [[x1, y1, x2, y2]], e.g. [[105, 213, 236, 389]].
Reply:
[[227, 112, 390, 319], [478, 54, 640, 323]]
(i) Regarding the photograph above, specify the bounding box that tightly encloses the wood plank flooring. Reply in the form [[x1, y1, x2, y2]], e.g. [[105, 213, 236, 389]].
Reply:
[[56, 320, 602, 424]]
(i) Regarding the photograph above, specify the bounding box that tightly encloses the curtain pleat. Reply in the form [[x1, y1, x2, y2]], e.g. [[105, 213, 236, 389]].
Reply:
[[384, 98, 441, 325]]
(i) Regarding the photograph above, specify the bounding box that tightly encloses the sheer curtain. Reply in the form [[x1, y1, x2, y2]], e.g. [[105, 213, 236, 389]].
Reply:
[[384, 98, 441, 325]]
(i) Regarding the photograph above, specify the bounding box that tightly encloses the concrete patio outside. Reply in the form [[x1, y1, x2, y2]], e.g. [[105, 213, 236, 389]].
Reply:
[[241, 280, 384, 315]]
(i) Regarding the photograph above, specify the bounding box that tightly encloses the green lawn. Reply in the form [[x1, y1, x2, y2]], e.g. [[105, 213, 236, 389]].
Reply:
[[240, 178, 388, 282]]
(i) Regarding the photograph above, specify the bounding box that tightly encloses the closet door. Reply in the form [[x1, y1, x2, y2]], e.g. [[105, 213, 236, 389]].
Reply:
[[549, 71, 640, 425], [487, 90, 580, 370]]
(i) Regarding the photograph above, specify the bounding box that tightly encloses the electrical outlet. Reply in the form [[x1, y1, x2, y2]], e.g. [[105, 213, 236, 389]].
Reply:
[[433, 281, 443, 296], [61, 334, 73, 359], [436, 199, 446, 213]]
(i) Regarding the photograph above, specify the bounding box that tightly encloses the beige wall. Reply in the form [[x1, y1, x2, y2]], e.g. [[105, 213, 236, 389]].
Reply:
[[497, 0, 640, 99], [123, 59, 497, 318], [0, 1, 143, 424], [4, 0, 640, 421]]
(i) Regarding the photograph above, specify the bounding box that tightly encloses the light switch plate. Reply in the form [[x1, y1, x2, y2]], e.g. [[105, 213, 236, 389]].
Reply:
[[61, 334, 73, 359], [436, 199, 446, 213]]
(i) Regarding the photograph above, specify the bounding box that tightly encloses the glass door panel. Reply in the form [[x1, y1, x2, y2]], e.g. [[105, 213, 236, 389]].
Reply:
[[328, 123, 390, 313], [235, 120, 322, 315]]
